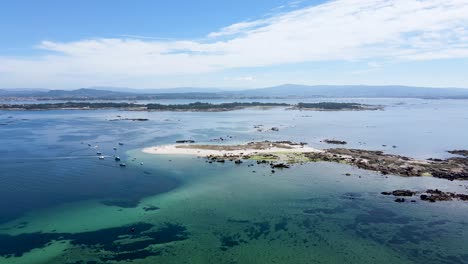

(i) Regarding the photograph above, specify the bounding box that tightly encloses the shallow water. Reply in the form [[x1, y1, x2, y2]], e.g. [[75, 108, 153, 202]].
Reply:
[[1, 98, 468, 263]]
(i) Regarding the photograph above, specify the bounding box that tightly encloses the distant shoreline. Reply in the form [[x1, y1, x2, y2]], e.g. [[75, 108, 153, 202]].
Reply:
[[0, 101, 383, 112]]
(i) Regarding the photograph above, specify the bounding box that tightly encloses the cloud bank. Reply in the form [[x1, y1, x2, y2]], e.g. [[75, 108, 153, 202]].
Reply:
[[1, 0, 468, 87]]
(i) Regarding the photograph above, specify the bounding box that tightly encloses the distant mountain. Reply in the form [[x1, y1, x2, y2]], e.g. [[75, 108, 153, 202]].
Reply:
[[2, 84, 468, 100], [234, 84, 468, 98], [44, 88, 133, 97], [0, 88, 49, 96], [88, 87, 228, 94], [0, 88, 225, 100]]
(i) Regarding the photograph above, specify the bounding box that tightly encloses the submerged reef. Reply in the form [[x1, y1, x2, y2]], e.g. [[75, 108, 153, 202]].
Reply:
[[0, 222, 189, 262], [382, 189, 468, 203]]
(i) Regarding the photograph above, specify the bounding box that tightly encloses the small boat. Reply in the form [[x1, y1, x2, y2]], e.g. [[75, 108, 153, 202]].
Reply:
[[88, 144, 91, 147], [120, 163, 126, 167], [113, 147, 117, 150], [118, 142, 124, 146], [115, 156, 121, 161], [97, 152, 102, 155], [99, 156, 105, 160], [140, 162, 144, 165]]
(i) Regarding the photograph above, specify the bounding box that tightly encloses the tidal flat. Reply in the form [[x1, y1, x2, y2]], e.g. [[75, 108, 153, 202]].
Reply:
[[1, 98, 468, 263]]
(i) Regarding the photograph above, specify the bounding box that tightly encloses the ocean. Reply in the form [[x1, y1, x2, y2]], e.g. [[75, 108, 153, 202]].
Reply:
[[1, 98, 468, 263]]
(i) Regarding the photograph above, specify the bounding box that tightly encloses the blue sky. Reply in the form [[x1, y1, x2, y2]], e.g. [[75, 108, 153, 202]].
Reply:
[[1, 0, 468, 89]]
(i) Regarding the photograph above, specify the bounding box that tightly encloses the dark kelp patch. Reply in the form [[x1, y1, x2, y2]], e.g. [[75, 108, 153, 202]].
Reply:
[[244, 221, 270, 240], [0, 222, 189, 261], [0, 232, 61, 258], [100, 199, 140, 208], [14, 222, 28, 229], [303, 206, 346, 215], [387, 225, 434, 245], [227, 218, 250, 224], [274, 218, 289, 232], [219, 233, 247, 251], [143, 205, 160, 211], [218, 219, 282, 251], [354, 208, 411, 225]]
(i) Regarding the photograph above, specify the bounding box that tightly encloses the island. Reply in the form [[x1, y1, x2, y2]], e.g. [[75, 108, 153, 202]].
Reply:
[[0, 102, 383, 112], [293, 102, 383, 111], [143, 141, 468, 181]]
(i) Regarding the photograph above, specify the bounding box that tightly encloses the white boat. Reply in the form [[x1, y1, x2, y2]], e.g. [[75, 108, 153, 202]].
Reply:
[[99, 156, 105, 160], [120, 163, 126, 167], [115, 156, 121, 161]]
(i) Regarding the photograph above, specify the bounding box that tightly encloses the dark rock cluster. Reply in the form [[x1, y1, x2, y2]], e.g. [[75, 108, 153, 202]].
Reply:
[[304, 148, 468, 181], [175, 140, 195, 143], [381, 189, 468, 203], [323, 139, 347, 145]]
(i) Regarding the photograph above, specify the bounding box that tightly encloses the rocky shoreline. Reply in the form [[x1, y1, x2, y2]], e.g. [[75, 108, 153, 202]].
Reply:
[[304, 148, 468, 181], [143, 140, 468, 202], [188, 141, 468, 181]]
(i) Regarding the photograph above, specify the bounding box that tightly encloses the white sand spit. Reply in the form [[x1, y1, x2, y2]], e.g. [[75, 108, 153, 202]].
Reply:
[[142, 143, 321, 157]]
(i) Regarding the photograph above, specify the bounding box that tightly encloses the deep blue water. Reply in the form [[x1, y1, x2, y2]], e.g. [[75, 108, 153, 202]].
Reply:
[[0, 110, 183, 223]]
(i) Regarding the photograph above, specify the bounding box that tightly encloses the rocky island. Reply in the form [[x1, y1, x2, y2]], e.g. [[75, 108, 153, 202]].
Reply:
[[143, 141, 468, 181], [293, 102, 383, 111]]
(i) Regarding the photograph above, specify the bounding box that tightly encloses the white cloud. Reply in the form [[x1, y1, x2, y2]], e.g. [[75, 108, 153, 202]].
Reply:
[[224, 76, 256, 82], [1, 0, 468, 88], [207, 20, 270, 38]]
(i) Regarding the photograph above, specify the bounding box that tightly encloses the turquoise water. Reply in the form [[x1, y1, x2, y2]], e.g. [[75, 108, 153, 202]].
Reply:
[[1, 99, 468, 263]]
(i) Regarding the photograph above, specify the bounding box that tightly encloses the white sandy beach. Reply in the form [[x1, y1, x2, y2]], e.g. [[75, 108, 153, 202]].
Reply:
[[142, 143, 321, 157]]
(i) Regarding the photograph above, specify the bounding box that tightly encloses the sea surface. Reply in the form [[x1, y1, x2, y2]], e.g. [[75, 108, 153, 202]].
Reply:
[[1, 98, 468, 263]]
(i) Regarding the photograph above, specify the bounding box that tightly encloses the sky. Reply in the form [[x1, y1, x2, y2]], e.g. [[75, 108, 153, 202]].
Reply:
[[1, 0, 468, 89]]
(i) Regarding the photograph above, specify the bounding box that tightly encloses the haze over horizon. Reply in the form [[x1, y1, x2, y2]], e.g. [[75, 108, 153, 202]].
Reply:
[[1, 0, 468, 89], [3, 83, 468, 92]]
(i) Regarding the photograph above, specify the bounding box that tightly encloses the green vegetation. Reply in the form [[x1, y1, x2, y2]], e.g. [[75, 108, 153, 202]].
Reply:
[[146, 102, 288, 111], [0, 102, 140, 110], [296, 102, 371, 110], [0, 101, 382, 111], [0, 101, 288, 111]]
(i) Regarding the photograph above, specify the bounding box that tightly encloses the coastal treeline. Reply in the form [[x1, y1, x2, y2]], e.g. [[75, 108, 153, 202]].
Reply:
[[0, 101, 381, 111], [0, 102, 140, 110], [296, 102, 366, 110], [146, 102, 288, 110], [0, 102, 288, 111]]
